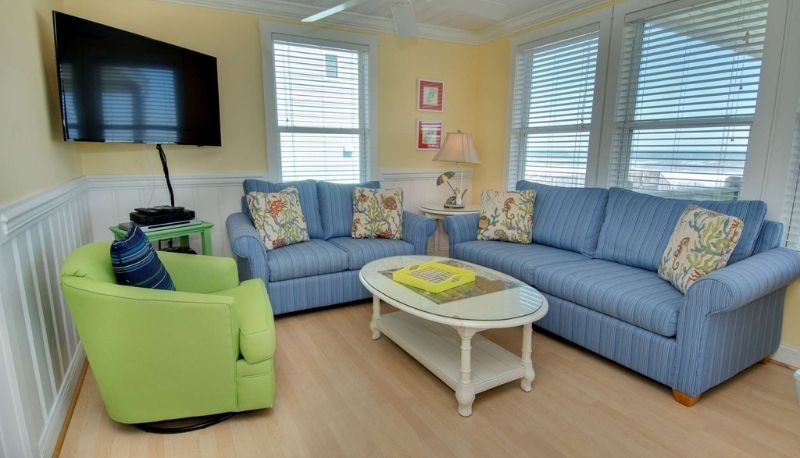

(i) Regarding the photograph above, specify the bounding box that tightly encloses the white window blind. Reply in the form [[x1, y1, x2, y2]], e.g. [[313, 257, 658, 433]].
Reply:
[[272, 35, 368, 183], [609, 0, 768, 200], [782, 100, 800, 250], [508, 30, 600, 189]]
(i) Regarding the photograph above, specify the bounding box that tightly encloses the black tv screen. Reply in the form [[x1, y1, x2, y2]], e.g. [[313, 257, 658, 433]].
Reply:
[[52, 12, 221, 146]]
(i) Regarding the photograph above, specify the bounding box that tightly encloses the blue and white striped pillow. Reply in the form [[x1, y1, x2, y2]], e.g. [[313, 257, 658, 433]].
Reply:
[[110, 225, 175, 290]]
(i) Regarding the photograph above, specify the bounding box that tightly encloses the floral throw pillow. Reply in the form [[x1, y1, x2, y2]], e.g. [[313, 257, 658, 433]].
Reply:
[[352, 187, 403, 240], [477, 189, 536, 244], [246, 187, 309, 250], [658, 205, 743, 294]]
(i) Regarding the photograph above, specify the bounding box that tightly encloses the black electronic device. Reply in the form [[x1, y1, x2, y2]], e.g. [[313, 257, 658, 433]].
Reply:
[[130, 208, 195, 226], [52, 11, 221, 146]]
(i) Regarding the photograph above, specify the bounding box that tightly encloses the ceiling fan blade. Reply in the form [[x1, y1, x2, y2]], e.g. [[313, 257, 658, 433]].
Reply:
[[392, 1, 418, 38], [432, 0, 508, 21], [302, 0, 371, 23]]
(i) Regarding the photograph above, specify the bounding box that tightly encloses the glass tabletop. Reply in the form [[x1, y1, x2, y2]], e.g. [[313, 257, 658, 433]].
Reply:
[[359, 256, 545, 322]]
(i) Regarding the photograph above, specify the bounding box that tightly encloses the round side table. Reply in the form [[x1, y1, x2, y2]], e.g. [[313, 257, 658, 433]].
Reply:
[[419, 203, 481, 255]]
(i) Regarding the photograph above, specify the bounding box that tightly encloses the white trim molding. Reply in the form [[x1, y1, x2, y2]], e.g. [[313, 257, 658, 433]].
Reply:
[[0, 179, 91, 458], [0, 178, 87, 244], [773, 343, 800, 369], [161, 0, 604, 45]]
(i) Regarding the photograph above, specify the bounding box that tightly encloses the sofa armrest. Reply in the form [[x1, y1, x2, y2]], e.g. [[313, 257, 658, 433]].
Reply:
[[685, 248, 800, 315], [158, 251, 239, 294], [402, 211, 436, 254], [226, 212, 270, 283], [443, 214, 479, 255]]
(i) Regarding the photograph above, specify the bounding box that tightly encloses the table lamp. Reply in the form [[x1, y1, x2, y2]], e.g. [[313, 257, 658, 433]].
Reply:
[[433, 131, 480, 208]]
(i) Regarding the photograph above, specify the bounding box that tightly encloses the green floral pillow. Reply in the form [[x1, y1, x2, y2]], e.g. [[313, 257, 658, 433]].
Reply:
[[246, 187, 309, 250], [477, 189, 536, 244], [352, 187, 403, 240], [658, 205, 743, 294]]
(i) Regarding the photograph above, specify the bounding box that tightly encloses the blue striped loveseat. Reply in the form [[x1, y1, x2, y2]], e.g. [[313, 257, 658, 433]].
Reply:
[[227, 179, 435, 315], [444, 182, 800, 405]]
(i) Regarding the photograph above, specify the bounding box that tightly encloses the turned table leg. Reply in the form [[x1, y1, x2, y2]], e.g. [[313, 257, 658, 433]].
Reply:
[[370, 296, 381, 340], [521, 322, 535, 392], [456, 327, 476, 417]]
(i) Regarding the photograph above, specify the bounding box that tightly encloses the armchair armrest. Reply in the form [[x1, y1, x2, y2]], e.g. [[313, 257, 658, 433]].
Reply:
[[402, 211, 436, 254], [158, 251, 239, 294], [443, 214, 479, 255], [226, 212, 270, 284], [685, 248, 800, 315], [229, 279, 276, 364]]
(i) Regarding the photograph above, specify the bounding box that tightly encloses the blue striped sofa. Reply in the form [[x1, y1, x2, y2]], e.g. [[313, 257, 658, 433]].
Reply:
[[444, 182, 800, 405], [226, 179, 436, 315]]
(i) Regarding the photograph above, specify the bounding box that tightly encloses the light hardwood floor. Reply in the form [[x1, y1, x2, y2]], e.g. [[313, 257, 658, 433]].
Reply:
[[60, 301, 800, 457]]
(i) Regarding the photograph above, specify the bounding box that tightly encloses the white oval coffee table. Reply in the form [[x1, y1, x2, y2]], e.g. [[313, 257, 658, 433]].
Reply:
[[359, 255, 548, 416]]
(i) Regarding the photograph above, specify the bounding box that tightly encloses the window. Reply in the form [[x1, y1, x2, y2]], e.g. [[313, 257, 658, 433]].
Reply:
[[609, 0, 769, 200], [261, 23, 376, 183], [782, 100, 800, 250], [508, 30, 600, 188]]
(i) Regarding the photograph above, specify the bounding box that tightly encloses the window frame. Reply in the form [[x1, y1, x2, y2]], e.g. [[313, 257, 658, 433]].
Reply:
[[259, 20, 378, 182], [505, 9, 612, 189], [595, 0, 790, 210]]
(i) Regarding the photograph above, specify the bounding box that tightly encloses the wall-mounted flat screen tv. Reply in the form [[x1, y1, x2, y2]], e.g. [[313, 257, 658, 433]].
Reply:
[[52, 12, 221, 146]]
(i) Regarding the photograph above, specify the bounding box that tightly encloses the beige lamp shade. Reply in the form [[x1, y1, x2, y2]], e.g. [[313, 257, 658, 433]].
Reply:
[[432, 131, 480, 164]]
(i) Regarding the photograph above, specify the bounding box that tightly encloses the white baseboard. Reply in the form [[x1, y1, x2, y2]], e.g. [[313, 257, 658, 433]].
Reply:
[[38, 350, 84, 458], [772, 343, 800, 369]]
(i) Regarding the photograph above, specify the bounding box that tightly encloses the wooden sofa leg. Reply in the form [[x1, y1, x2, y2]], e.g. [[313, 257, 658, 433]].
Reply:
[[672, 389, 701, 407]]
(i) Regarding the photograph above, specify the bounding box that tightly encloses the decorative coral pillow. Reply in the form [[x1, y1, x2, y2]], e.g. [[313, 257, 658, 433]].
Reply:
[[658, 205, 743, 294], [246, 187, 309, 250], [477, 189, 536, 244], [351, 187, 404, 240]]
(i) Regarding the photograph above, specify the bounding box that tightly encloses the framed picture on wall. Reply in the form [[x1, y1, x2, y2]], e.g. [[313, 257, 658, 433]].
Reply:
[[417, 120, 442, 150], [417, 79, 444, 112]]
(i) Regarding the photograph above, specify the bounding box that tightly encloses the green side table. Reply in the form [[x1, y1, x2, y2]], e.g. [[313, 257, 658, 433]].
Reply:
[[109, 221, 215, 256]]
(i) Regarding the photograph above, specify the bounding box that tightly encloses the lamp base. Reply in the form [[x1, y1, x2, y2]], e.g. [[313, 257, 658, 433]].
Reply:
[[443, 199, 465, 209]]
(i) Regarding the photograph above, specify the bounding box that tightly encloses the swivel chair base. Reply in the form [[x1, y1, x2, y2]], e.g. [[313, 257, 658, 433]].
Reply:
[[135, 412, 235, 434]]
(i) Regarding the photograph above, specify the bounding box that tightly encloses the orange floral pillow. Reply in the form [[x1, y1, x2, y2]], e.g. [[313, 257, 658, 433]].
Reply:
[[246, 187, 309, 250], [351, 187, 403, 240]]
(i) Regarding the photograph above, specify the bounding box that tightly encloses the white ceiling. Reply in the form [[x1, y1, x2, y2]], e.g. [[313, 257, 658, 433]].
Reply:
[[164, 0, 602, 44]]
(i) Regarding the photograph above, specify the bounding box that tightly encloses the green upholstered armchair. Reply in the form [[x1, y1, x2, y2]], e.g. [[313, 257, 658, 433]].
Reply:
[[60, 242, 276, 426]]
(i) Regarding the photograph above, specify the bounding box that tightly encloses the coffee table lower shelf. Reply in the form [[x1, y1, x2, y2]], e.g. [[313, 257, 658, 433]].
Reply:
[[376, 311, 531, 416]]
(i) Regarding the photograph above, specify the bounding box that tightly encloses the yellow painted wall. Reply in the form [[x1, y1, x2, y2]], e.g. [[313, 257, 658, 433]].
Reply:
[[0, 0, 81, 205], [782, 282, 800, 347], [64, 0, 478, 176]]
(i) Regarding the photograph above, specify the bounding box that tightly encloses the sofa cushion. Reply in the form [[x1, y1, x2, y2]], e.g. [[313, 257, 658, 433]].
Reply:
[[516, 181, 608, 256], [318, 181, 380, 239], [329, 237, 415, 270], [657, 205, 743, 294], [267, 239, 348, 282], [243, 179, 323, 240], [595, 187, 766, 271], [453, 240, 589, 285], [352, 187, 404, 239], [477, 189, 536, 244], [246, 188, 309, 250], [532, 258, 683, 337]]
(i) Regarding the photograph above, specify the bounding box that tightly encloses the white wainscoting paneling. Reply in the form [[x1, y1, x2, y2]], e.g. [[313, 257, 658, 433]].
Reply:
[[84, 170, 471, 256], [86, 173, 264, 256], [0, 178, 91, 458], [381, 169, 474, 214], [773, 343, 800, 369], [382, 169, 474, 255]]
